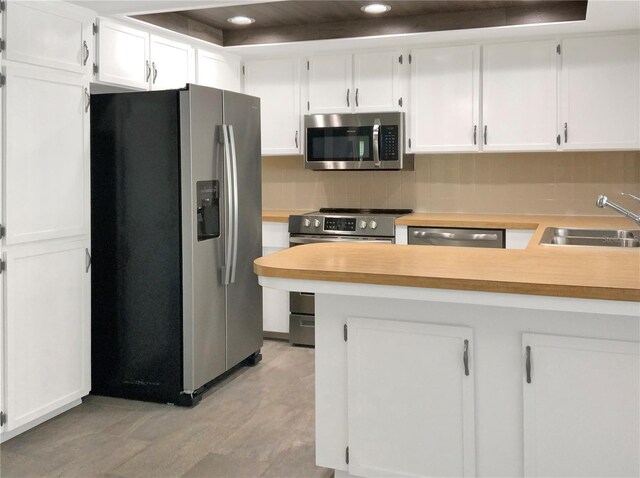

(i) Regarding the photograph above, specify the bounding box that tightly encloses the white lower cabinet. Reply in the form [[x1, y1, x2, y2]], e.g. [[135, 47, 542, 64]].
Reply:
[[262, 222, 290, 333], [2, 240, 91, 436], [346, 317, 476, 477], [523, 333, 640, 477]]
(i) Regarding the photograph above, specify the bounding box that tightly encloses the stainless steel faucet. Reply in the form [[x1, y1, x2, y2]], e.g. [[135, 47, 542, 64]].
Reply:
[[596, 194, 640, 226]]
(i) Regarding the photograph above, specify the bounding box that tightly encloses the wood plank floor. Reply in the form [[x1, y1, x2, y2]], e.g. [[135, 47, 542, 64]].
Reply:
[[1, 340, 332, 478]]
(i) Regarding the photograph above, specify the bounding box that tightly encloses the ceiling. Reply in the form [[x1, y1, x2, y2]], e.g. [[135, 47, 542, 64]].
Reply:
[[131, 0, 589, 47]]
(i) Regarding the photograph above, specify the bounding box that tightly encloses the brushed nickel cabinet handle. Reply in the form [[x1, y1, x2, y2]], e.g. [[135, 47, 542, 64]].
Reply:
[[355, 88, 359, 107], [84, 88, 90, 112], [473, 125, 477, 145], [152, 62, 158, 84], [346, 88, 350, 107], [484, 125, 488, 145], [295, 130, 298, 148], [85, 248, 92, 273], [526, 345, 532, 383], [145, 60, 151, 81], [564, 122, 568, 143], [463, 339, 470, 376], [83, 41, 89, 65]]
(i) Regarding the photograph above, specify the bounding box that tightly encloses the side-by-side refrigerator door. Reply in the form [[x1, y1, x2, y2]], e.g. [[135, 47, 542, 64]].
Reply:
[[180, 86, 227, 393], [223, 90, 263, 368]]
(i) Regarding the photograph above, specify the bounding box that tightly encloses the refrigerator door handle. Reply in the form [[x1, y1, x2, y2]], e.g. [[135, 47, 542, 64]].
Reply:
[[220, 124, 234, 286], [227, 124, 239, 284]]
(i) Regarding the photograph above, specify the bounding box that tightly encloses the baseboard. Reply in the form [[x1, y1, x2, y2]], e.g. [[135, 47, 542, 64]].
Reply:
[[263, 331, 289, 341]]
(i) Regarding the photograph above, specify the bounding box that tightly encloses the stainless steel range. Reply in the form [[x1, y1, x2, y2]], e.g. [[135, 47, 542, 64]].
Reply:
[[288, 208, 412, 346]]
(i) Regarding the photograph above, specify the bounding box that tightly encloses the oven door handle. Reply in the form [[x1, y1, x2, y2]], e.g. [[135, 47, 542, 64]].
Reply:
[[372, 118, 381, 168], [289, 236, 392, 245]]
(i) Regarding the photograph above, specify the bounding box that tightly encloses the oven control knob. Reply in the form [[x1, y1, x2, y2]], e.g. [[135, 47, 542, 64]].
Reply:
[[303, 218, 311, 228], [359, 220, 367, 229], [314, 219, 321, 228], [369, 220, 378, 230]]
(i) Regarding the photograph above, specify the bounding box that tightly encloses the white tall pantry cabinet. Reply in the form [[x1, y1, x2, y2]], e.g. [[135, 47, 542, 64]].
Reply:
[[0, 1, 94, 442]]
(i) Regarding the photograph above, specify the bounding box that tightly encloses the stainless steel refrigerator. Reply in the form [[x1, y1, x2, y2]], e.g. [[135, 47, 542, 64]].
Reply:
[[90, 84, 263, 406]]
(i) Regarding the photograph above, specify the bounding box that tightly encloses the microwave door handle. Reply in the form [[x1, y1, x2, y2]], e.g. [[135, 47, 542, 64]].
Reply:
[[373, 118, 381, 168]]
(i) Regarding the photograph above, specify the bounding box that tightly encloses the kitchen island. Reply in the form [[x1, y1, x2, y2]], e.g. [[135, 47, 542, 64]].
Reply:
[[254, 216, 640, 478]]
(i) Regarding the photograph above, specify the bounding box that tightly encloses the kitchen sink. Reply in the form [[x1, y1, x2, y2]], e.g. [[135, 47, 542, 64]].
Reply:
[[540, 228, 640, 248]]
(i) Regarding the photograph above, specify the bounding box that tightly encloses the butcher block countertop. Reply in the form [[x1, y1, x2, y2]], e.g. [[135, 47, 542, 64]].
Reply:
[[262, 210, 310, 222], [255, 214, 640, 302]]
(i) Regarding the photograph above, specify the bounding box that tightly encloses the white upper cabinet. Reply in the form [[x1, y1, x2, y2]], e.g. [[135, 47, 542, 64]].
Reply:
[[307, 54, 353, 114], [560, 34, 640, 150], [196, 49, 242, 92], [307, 52, 402, 114], [149, 35, 194, 90], [353, 51, 403, 112], [95, 19, 150, 89], [4, 64, 90, 245], [523, 334, 639, 477], [410, 45, 480, 152], [347, 317, 476, 477], [244, 58, 301, 156], [4, 1, 93, 74], [482, 40, 558, 151]]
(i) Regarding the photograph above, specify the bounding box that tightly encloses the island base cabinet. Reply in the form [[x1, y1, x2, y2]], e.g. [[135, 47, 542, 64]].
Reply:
[[346, 317, 476, 477], [523, 334, 640, 477]]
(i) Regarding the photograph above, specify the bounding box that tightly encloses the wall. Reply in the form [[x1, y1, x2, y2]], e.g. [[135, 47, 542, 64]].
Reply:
[[262, 151, 640, 215]]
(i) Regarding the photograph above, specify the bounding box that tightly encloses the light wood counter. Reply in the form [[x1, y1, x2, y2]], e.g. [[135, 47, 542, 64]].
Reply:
[[262, 210, 310, 223], [255, 215, 640, 302]]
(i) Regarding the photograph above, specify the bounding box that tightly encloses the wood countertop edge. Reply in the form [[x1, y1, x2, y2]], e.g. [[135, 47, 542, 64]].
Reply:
[[254, 263, 640, 303]]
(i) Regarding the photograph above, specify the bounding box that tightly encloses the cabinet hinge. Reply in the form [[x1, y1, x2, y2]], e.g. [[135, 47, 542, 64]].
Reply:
[[345, 446, 349, 464], [0, 73, 5, 88], [0, 38, 5, 52], [0, 1, 5, 13], [306, 60, 309, 70], [398, 54, 403, 64], [0, 259, 6, 274], [408, 53, 412, 64], [307, 101, 310, 111], [343, 324, 348, 342], [93, 22, 98, 35], [0, 411, 6, 427], [93, 63, 98, 75], [398, 97, 403, 107], [556, 44, 561, 55], [556, 134, 561, 146]]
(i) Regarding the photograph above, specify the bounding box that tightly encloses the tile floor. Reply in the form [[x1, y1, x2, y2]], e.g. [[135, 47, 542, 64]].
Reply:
[[1, 340, 332, 478]]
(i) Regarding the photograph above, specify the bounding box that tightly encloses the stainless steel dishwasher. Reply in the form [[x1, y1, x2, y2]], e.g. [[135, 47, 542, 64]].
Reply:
[[408, 227, 506, 248]]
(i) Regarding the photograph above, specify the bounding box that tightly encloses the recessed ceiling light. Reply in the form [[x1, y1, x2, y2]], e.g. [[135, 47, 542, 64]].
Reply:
[[227, 15, 255, 25], [361, 3, 391, 14]]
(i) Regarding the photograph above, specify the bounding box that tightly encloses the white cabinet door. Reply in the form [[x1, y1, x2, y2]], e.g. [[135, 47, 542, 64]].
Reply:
[[5, 65, 90, 245], [523, 334, 640, 477], [560, 34, 640, 150], [307, 54, 352, 114], [411, 45, 480, 152], [149, 34, 194, 91], [95, 19, 149, 90], [347, 317, 476, 477], [5, 1, 93, 74], [353, 51, 401, 113], [196, 49, 242, 92], [483, 41, 558, 151], [244, 58, 301, 155], [4, 240, 91, 431]]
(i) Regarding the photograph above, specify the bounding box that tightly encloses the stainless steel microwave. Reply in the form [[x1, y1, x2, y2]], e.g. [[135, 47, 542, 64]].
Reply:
[[304, 112, 414, 171]]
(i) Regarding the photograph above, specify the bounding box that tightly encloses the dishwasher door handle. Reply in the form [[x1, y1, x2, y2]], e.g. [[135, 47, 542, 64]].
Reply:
[[412, 231, 499, 241]]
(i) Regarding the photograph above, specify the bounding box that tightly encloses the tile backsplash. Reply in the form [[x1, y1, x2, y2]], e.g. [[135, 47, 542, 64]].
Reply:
[[262, 151, 640, 215]]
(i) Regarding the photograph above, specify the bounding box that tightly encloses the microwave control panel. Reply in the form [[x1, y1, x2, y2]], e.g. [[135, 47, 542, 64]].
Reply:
[[380, 125, 399, 161]]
